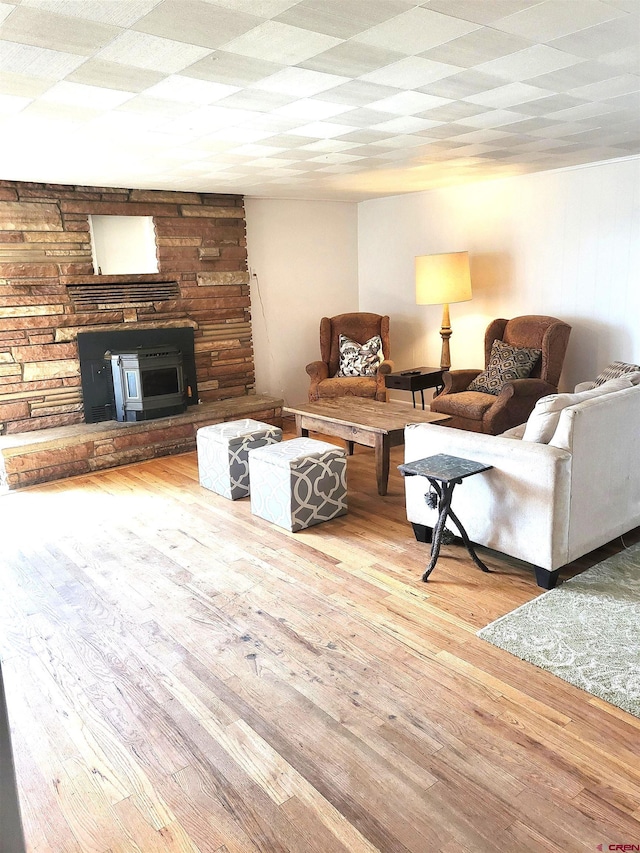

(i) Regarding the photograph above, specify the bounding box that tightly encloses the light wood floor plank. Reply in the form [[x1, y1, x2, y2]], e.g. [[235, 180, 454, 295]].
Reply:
[[1, 428, 638, 852]]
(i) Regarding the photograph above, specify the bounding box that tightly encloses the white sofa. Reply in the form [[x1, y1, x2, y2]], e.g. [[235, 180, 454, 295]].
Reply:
[[403, 381, 640, 588]]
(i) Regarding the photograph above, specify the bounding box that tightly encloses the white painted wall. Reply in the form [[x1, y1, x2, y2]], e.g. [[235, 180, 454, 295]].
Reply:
[[245, 198, 359, 405], [358, 157, 640, 397]]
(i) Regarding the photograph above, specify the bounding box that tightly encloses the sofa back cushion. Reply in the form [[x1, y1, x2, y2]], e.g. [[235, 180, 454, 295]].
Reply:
[[522, 376, 634, 444]]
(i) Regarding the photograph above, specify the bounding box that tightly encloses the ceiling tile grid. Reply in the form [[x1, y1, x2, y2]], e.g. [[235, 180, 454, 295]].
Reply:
[[0, 0, 637, 199]]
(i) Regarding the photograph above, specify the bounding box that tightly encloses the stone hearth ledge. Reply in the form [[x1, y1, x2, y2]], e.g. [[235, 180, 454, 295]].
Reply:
[[0, 395, 283, 492]]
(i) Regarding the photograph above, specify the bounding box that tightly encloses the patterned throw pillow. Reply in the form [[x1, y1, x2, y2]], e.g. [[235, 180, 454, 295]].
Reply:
[[594, 361, 640, 386], [467, 340, 541, 396], [336, 334, 384, 377]]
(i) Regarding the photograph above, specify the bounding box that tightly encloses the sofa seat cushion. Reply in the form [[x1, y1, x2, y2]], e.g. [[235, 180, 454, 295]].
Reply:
[[316, 375, 378, 398], [523, 376, 634, 444], [430, 390, 496, 421]]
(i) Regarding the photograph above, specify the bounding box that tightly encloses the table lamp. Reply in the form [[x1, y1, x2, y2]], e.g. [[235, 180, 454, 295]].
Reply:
[[415, 251, 472, 370]]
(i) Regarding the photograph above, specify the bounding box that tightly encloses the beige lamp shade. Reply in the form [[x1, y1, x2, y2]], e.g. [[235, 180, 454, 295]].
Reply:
[[415, 251, 472, 370], [415, 251, 472, 306]]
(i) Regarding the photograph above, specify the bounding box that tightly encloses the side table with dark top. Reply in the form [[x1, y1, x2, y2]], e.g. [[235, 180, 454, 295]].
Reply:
[[399, 453, 492, 581], [385, 366, 445, 409]]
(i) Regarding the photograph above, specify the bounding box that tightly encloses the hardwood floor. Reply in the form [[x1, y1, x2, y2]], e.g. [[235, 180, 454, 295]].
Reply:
[[2, 422, 639, 853]]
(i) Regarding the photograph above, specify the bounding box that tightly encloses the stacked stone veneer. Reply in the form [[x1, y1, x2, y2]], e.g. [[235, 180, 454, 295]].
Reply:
[[0, 180, 254, 435]]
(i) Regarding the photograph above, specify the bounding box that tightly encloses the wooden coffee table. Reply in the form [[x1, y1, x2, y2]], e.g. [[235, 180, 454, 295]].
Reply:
[[283, 397, 451, 496]]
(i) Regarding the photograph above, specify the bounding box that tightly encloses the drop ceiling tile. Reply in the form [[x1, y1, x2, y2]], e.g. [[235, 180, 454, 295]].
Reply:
[[332, 107, 400, 128], [0, 40, 86, 77], [419, 27, 532, 67], [21, 100, 103, 122], [372, 115, 442, 134], [65, 59, 165, 92], [132, 0, 261, 49], [210, 0, 299, 19], [509, 93, 587, 115], [337, 128, 397, 144], [0, 3, 12, 25], [524, 60, 624, 91], [599, 44, 640, 74], [477, 44, 584, 80], [180, 51, 284, 86], [40, 80, 135, 109], [291, 120, 357, 138], [604, 92, 640, 111], [138, 75, 240, 105], [215, 88, 296, 112], [568, 74, 640, 101], [545, 101, 618, 121], [368, 90, 448, 115], [0, 6, 121, 54], [491, 0, 625, 41], [465, 82, 551, 108], [257, 132, 315, 147], [462, 109, 532, 129], [253, 67, 350, 97], [0, 92, 31, 114], [360, 56, 463, 88], [0, 70, 53, 97], [97, 30, 212, 73], [21, 0, 164, 28], [273, 98, 352, 121], [312, 80, 403, 107], [412, 121, 476, 138], [299, 138, 360, 153], [418, 101, 487, 121], [496, 116, 562, 133], [221, 20, 341, 64], [118, 96, 200, 118], [375, 133, 436, 149], [353, 7, 479, 56], [549, 15, 640, 59], [298, 41, 403, 77], [274, 0, 405, 38], [422, 69, 505, 99]]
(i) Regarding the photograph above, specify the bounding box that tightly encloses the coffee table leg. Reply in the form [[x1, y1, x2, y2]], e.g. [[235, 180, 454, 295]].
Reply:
[[375, 433, 390, 496], [294, 414, 308, 438]]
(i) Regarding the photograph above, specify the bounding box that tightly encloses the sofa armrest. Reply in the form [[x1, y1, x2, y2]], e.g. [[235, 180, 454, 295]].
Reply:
[[484, 377, 556, 434], [439, 369, 481, 395], [403, 422, 572, 570], [306, 360, 329, 380], [377, 359, 394, 376], [306, 360, 329, 402]]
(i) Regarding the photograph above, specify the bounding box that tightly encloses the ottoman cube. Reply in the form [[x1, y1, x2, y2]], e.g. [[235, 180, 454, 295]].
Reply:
[[197, 419, 282, 500], [249, 437, 347, 532]]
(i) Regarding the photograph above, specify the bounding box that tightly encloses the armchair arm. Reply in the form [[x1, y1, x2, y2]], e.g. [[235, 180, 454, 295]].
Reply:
[[375, 359, 394, 401], [484, 378, 556, 435], [439, 369, 481, 395], [306, 360, 329, 402]]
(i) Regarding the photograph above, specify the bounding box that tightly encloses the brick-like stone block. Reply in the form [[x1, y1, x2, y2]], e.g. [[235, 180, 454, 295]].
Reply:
[[0, 201, 62, 231], [196, 271, 249, 286], [23, 359, 80, 381]]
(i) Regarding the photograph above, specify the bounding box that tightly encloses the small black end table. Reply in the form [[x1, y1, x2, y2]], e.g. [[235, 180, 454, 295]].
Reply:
[[385, 366, 445, 409], [399, 453, 492, 581]]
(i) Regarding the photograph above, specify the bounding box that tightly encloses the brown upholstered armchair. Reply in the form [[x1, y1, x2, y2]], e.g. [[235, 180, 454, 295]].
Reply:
[[430, 315, 571, 434], [306, 313, 393, 402]]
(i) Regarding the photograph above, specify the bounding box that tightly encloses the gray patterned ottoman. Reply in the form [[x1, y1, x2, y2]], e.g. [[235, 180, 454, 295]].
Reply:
[[248, 437, 347, 532], [197, 419, 282, 500]]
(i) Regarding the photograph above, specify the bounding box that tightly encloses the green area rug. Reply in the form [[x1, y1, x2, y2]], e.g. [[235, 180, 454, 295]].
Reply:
[[478, 543, 640, 717]]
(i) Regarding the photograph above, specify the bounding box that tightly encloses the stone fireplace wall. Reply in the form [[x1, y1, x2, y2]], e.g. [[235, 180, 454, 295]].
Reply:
[[0, 180, 253, 434]]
